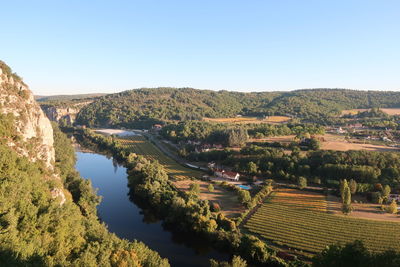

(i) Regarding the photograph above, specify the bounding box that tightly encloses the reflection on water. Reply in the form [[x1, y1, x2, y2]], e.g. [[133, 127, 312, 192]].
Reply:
[[75, 151, 229, 267]]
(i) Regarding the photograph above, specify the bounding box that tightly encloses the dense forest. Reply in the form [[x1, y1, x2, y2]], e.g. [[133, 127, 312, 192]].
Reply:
[[75, 88, 400, 128]]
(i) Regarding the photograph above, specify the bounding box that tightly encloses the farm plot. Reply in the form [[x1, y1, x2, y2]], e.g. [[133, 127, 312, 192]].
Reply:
[[244, 188, 400, 253], [118, 135, 203, 180], [203, 116, 291, 124]]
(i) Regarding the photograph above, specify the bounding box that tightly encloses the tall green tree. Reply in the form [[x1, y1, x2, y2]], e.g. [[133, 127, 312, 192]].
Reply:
[[342, 185, 353, 214], [382, 185, 391, 199], [340, 179, 349, 200]]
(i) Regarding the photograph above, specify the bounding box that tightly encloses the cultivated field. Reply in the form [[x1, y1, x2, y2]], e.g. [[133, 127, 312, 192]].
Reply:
[[203, 116, 291, 124], [118, 135, 203, 180], [252, 134, 399, 152], [341, 108, 400, 116], [244, 188, 400, 253]]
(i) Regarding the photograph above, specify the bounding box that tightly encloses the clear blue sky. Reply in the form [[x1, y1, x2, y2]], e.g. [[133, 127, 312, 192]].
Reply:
[[1, 0, 399, 95]]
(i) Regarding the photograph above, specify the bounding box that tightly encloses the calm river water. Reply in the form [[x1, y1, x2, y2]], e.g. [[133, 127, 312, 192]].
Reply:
[[75, 151, 229, 267]]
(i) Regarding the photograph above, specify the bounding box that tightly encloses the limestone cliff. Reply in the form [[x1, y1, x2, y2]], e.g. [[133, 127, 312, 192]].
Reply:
[[41, 101, 91, 125], [0, 61, 65, 204], [0, 65, 55, 167]]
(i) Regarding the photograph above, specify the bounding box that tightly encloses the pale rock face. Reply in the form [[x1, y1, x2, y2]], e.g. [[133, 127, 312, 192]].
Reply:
[[51, 188, 66, 205], [43, 106, 80, 124], [0, 73, 55, 168], [41, 101, 92, 125], [0, 67, 65, 204]]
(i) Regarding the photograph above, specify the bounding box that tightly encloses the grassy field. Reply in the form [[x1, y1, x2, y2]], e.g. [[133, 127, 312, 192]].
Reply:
[[118, 135, 203, 180], [244, 188, 400, 253], [173, 179, 244, 217], [203, 116, 291, 124]]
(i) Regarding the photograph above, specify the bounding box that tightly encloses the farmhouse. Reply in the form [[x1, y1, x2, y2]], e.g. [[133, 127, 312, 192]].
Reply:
[[214, 169, 240, 181]]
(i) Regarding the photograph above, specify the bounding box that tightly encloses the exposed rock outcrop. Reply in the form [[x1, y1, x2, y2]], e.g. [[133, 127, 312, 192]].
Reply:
[[41, 102, 91, 125], [0, 67, 55, 168], [0, 62, 65, 204]]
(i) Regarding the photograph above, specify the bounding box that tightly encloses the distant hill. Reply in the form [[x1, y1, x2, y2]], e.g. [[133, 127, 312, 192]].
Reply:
[[75, 87, 400, 128], [35, 93, 107, 102]]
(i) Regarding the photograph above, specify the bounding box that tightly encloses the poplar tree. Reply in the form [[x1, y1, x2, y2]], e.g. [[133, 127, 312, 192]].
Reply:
[[342, 185, 353, 214], [340, 179, 348, 200], [349, 179, 357, 194]]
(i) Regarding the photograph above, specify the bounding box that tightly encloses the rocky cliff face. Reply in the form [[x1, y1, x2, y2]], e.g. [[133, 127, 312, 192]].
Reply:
[[41, 101, 91, 125], [0, 62, 65, 204], [0, 67, 55, 168]]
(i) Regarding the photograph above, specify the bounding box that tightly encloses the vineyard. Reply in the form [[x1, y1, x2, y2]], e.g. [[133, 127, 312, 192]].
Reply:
[[118, 135, 203, 180], [244, 188, 400, 253]]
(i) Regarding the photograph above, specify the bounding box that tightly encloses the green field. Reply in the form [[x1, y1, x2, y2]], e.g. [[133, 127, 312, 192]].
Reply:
[[118, 135, 203, 180], [244, 189, 400, 254]]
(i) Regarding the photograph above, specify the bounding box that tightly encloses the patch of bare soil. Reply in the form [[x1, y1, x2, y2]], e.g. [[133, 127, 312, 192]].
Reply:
[[327, 194, 400, 222]]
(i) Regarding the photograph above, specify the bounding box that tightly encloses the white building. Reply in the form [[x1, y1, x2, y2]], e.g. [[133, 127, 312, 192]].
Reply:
[[214, 169, 240, 181]]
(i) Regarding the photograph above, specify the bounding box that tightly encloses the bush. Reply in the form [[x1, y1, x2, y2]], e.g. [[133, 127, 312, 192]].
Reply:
[[298, 177, 307, 189], [386, 200, 398, 214], [208, 184, 215, 192], [211, 202, 221, 212], [189, 183, 200, 195]]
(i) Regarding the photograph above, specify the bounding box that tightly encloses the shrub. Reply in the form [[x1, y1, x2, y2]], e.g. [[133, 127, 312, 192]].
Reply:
[[386, 200, 398, 214], [189, 183, 200, 195], [208, 184, 215, 192], [211, 202, 221, 212], [298, 177, 307, 189]]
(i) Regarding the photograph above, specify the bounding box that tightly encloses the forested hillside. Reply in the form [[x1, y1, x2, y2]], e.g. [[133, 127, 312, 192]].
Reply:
[[76, 88, 279, 128], [76, 88, 400, 128]]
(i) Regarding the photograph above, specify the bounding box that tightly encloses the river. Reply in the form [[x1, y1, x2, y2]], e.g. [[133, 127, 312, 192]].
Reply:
[[75, 151, 229, 267]]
